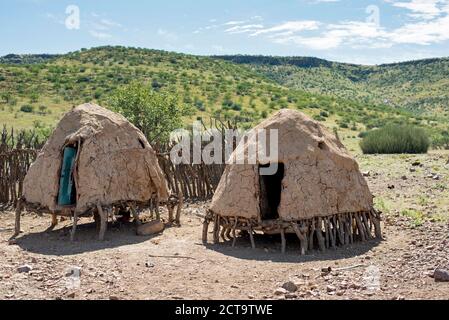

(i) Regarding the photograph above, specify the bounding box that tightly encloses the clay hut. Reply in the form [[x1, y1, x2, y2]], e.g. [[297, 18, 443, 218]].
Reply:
[[203, 109, 381, 254], [15, 103, 174, 240]]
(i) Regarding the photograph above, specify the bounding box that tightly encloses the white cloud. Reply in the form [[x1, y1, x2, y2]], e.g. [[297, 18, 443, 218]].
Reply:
[[224, 20, 246, 26], [100, 18, 122, 28], [391, 0, 445, 20], [87, 13, 123, 40], [250, 21, 321, 36], [224, 24, 264, 34], [388, 14, 449, 44], [158, 29, 178, 42], [219, 1, 449, 50], [89, 30, 112, 39], [310, 0, 341, 3]]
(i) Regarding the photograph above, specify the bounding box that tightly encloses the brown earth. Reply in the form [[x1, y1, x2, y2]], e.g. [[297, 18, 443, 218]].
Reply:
[[0, 151, 448, 300]]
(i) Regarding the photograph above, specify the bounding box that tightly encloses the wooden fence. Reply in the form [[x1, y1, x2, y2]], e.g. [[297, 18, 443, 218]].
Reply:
[[0, 127, 42, 208], [0, 119, 238, 208]]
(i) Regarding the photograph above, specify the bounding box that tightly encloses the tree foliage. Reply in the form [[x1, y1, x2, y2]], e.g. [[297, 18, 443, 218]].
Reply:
[[108, 82, 192, 143]]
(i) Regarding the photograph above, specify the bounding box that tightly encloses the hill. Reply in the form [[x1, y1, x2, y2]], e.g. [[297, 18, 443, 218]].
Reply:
[[215, 55, 449, 114], [0, 46, 447, 149], [0, 54, 60, 65]]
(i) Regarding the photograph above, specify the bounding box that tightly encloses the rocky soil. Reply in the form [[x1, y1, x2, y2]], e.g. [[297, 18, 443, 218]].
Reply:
[[0, 151, 448, 300]]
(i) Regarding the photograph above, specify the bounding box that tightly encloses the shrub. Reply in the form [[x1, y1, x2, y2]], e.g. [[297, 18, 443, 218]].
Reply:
[[432, 130, 449, 149], [20, 104, 34, 113], [108, 82, 193, 143], [360, 124, 429, 154], [320, 111, 329, 118]]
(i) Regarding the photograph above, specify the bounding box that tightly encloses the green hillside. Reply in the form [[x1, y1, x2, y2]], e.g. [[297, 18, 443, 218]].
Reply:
[[215, 55, 449, 114], [0, 46, 447, 150]]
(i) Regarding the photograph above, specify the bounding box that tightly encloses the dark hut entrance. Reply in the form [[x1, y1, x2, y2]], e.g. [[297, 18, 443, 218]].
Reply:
[[57, 144, 78, 206], [259, 163, 284, 221]]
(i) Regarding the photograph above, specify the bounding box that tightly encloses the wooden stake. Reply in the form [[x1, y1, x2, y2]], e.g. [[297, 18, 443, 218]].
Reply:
[[316, 218, 326, 252], [130, 205, 141, 226], [280, 228, 286, 254], [202, 220, 209, 244], [97, 204, 107, 241], [231, 218, 238, 247], [249, 226, 256, 249], [292, 223, 307, 255], [212, 214, 218, 244], [13, 198, 23, 237], [308, 219, 315, 251], [354, 214, 366, 241], [70, 211, 78, 242], [175, 188, 183, 225]]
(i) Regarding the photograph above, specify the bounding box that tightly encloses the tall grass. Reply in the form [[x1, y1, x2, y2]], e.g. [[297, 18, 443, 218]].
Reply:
[[360, 124, 429, 154]]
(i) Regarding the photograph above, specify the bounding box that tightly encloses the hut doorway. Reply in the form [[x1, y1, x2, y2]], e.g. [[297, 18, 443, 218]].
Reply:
[[57, 144, 78, 207], [259, 163, 284, 221]]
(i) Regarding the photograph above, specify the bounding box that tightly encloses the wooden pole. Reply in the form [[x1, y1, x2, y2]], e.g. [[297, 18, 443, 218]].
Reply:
[[13, 198, 23, 237], [97, 204, 107, 241], [70, 211, 78, 242], [280, 228, 286, 254]]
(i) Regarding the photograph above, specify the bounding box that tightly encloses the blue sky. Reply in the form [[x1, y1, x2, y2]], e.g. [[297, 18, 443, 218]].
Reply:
[[1, 0, 448, 64]]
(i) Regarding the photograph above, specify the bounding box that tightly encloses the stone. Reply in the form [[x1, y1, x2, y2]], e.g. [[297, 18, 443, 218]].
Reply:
[[274, 288, 288, 296], [67, 292, 76, 299], [109, 295, 120, 300], [326, 285, 337, 293], [17, 265, 32, 273], [137, 220, 165, 236], [285, 293, 298, 299], [434, 269, 449, 282], [281, 281, 298, 293]]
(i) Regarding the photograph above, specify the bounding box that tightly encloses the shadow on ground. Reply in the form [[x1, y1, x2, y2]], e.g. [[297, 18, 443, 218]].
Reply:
[[13, 221, 159, 256], [205, 233, 382, 263]]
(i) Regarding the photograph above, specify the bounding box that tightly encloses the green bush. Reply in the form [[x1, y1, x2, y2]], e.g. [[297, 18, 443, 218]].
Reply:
[[432, 130, 449, 149], [108, 82, 193, 143], [20, 104, 34, 113], [360, 124, 429, 154]]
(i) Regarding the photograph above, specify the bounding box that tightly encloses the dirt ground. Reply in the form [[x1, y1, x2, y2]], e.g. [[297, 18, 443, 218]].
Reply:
[[0, 151, 448, 300]]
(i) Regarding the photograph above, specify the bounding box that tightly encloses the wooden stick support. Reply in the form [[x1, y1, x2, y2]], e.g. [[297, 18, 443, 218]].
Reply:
[[205, 209, 382, 255], [249, 226, 256, 250], [14, 198, 23, 237], [280, 228, 286, 254], [70, 211, 78, 242], [97, 204, 107, 241], [202, 220, 209, 244]]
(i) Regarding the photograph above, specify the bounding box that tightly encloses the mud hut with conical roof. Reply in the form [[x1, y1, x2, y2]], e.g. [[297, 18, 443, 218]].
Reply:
[[15, 103, 173, 240], [203, 109, 381, 254]]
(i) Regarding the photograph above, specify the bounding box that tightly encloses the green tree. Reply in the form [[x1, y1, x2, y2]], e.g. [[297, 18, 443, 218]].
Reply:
[[108, 82, 192, 143]]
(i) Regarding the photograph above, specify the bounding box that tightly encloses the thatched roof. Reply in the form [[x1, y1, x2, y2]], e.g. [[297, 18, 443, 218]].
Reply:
[[23, 103, 169, 213], [210, 109, 373, 220]]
